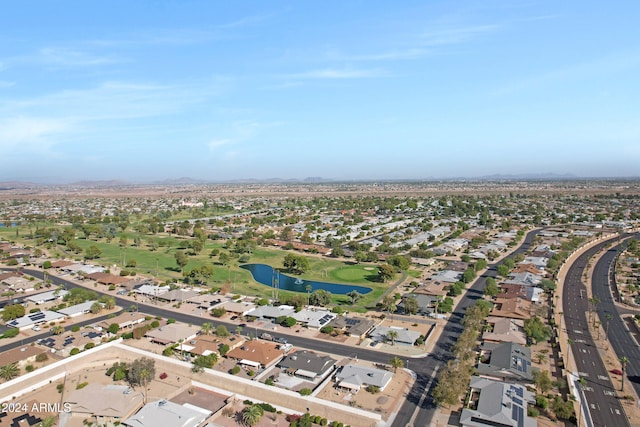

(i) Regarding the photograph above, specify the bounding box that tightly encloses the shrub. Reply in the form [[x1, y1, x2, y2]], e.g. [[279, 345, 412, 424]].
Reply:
[[299, 388, 312, 396], [108, 285, 116, 291], [528, 407, 540, 417], [150, 320, 160, 328], [84, 342, 95, 350], [1, 328, 19, 339], [56, 384, 64, 393], [320, 326, 334, 334], [71, 326, 80, 332], [76, 382, 89, 389], [366, 385, 380, 394], [35, 353, 48, 362], [230, 366, 241, 375], [25, 365, 35, 372], [167, 318, 176, 324], [121, 332, 134, 339], [69, 348, 80, 356], [257, 403, 276, 413]]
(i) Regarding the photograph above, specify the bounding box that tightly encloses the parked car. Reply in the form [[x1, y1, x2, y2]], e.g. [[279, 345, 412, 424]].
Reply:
[[159, 372, 168, 380]]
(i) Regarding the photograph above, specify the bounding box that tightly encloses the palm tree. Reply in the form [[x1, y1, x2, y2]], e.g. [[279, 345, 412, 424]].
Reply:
[[0, 363, 20, 381], [535, 353, 547, 364], [620, 356, 629, 392], [605, 313, 613, 338], [242, 404, 264, 426], [39, 416, 57, 427], [235, 326, 243, 336], [386, 330, 399, 346], [566, 338, 574, 372], [390, 356, 404, 373], [51, 325, 64, 335], [200, 322, 213, 336]]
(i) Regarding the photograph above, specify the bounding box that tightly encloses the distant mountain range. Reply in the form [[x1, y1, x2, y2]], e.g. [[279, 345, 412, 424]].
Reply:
[[1, 173, 638, 189]]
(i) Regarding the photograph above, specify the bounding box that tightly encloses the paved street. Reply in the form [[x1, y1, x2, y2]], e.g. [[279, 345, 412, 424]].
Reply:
[[563, 237, 631, 427], [0, 230, 541, 427]]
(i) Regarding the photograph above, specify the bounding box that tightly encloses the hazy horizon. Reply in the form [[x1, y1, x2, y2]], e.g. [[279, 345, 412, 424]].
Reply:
[[1, 1, 639, 182]]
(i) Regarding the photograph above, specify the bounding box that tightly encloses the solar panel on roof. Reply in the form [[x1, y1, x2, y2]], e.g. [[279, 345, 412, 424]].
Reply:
[[515, 387, 523, 397], [29, 312, 46, 320], [513, 397, 523, 406]]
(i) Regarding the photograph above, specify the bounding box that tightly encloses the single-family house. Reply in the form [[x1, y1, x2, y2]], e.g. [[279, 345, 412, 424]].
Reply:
[[226, 340, 283, 369], [335, 363, 393, 392], [122, 399, 211, 427], [460, 377, 535, 427], [278, 350, 336, 380], [144, 324, 198, 346], [65, 384, 144, 425], [327, 316, 378, 338], [369, 326, 421, 346], [477, 342, 534, 382], [489, 298, 531, 320], [482, 317, 527, 346], [292, 309, 336, 329], [25, 289, 69, 305]]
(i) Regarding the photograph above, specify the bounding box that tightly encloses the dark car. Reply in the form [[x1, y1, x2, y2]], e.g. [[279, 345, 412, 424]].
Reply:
[[159, 372, 168, 379]]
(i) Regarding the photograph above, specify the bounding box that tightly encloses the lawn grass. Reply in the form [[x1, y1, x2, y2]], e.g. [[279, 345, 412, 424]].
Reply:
[[1, 225, 399, 311]]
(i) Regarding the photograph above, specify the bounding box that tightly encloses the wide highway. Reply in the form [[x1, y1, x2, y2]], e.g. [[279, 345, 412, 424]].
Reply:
[[563, 237, 630, 427], [592, 237, 640, 405]]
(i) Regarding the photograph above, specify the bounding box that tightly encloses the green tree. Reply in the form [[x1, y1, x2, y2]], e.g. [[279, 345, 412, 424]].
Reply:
[[390, 356, 404, 372], [403, 296, 419, 315], [347, 290, 362, 305], [532, 370, 552, 393], [2, 304, 25, 321], [523, 316, 551, 343], [380, 295, 396, 315], [90, 302, 102, 314], [484, 278, 500, 297], [0, 363, 20, 381], [215, 325, 230, 337], [84, 245, 102, 259], [242, 404, 264, 426], [128, 357, 155, 386], [108, 323, 120, 334], [620, 356, 629, 391], [496, 264, 510, 277], [378, 264, 395, 282], [386, 330, 399, 346], [192, 354, 218, 373], [200, 322, 213, 335], [174, 250, 189, 271], [310, 289, 332, 306]]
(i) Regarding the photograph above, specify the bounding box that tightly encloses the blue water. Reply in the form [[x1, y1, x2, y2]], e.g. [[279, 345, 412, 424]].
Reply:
[[0, 222, 18, 227], [240, 263, 372, 295]]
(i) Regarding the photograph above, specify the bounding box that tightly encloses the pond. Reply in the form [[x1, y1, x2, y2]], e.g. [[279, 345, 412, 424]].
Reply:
[[240, 263, 372, 295]]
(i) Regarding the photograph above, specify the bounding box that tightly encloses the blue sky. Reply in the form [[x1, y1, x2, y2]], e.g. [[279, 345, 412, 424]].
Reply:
[[1, 1, 639, 182]]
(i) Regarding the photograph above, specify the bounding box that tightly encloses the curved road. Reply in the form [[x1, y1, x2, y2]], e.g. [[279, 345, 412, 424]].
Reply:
[[563, 237, 631, 427], [1, 230, 541, 426], [592, 236, 640, 404]]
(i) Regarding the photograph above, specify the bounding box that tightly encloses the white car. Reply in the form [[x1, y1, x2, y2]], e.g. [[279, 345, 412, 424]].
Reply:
[[32, 325, 41, 332]]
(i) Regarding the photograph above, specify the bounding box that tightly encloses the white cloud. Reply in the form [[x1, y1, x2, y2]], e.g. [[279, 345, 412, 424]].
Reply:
[[0, 116, 71, 154], [420, 24, 499, 47], [208, 138, 234, 151], [287, 67, 386, 80]]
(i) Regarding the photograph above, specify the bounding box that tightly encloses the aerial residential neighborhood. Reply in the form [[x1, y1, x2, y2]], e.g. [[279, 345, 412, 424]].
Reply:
[[0, 181, 638, 427]]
